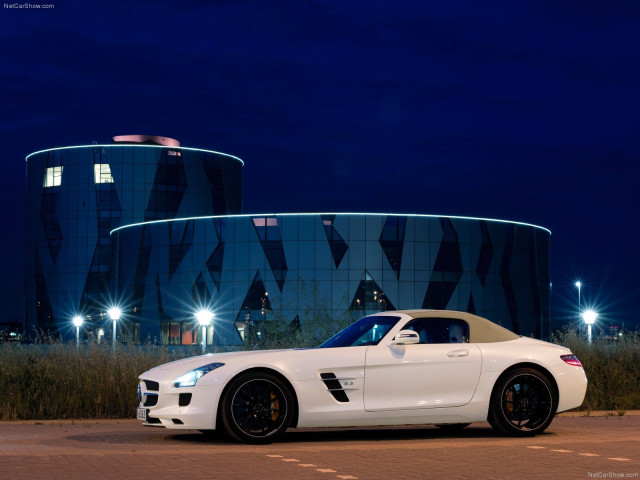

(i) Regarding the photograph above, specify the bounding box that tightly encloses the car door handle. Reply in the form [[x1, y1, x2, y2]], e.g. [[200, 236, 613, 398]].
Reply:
[[447, 349, 469, 358]]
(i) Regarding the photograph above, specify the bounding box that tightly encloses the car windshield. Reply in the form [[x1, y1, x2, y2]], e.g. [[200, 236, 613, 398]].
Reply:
[[318, 315, 400, 348]]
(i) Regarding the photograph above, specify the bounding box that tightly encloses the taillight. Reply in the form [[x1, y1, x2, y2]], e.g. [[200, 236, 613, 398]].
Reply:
[[561, 354, 582, 367]]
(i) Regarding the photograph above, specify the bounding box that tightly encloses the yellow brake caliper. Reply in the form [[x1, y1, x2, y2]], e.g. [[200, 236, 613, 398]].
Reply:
[[270, 392, 280, 421], [504, 389, 514, 414]]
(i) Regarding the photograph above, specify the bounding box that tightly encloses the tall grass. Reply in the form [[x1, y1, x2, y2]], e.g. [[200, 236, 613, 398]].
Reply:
[[551, 328, 640, 411], [1, 324, 638, 421], [0, 343, 182, 420]]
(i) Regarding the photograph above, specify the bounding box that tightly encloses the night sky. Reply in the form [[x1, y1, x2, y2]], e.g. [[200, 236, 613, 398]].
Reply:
[[3, 1, 639, 332]]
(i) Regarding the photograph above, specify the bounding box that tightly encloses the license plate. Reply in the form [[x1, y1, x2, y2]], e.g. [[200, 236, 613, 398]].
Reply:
[[136, 407, 147, 421]]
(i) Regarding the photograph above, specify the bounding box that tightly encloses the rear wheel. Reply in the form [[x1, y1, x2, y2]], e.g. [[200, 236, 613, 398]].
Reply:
[[220, 371, 294, 444], [489, 368, 557, 436]]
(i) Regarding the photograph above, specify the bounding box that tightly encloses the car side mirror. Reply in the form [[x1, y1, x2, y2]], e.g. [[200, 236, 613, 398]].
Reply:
[[390, 330, 420, 345]]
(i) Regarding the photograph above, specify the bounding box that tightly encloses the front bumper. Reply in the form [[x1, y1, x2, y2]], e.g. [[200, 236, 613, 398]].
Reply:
[[138, 379, 222, 430]]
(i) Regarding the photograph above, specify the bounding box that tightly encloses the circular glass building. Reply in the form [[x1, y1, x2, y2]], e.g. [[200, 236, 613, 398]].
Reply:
[[25, 136, 243, 338], [111, 213, 551, 346]]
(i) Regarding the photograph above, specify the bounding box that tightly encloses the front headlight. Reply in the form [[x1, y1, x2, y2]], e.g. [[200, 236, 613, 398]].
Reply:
[[173, 362, 225, 388]]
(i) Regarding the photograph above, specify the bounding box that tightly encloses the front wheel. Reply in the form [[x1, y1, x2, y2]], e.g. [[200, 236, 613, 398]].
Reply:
[[489, 368, 557, 436], [220, 371, 294, 444]]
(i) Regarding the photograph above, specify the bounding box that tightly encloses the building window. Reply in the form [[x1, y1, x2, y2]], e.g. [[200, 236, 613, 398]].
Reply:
[[161, 321, 182, 345], [94, 164, 114, 183], [43, 166, 63, 187]]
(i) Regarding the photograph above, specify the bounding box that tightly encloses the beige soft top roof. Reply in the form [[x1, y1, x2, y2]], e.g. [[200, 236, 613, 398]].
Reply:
[[394, 309, 520, 343]]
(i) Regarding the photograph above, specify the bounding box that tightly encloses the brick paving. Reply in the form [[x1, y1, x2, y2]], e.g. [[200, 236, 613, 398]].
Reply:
[[0, 416, 638, 479]]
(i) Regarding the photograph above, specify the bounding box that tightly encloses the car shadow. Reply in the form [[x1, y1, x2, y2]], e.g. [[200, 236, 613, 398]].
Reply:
[[166, 423, 531, 445], [279, 425, 500, 443], [62, 423, 556, 446]]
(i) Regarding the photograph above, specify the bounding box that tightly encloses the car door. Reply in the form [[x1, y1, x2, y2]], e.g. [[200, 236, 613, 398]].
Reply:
[[363, 317, 482, 411]]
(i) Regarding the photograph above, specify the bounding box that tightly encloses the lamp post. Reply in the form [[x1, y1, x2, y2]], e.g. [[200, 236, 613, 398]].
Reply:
[[575, 281, 582, 323], [108, 307, 122, 350], [196, 309, 214, 354], [582, 309, 598, 345], [72, 315, 83, 347]]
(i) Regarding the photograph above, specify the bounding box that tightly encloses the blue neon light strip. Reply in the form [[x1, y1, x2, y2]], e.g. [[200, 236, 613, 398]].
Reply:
[[25, 144, 244, 166], [110, 212, 551, 236]]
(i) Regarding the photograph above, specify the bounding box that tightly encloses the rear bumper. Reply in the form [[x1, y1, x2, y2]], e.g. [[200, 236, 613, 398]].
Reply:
[[550, 363, 588, 413]]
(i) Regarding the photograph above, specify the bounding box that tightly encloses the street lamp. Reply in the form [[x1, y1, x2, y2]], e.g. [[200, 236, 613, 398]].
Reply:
[[72, 315, 83, 347], [108, 307, 122, 349], [582, 309, 598, 345], [574, 281, 582, 323], [196, 309, 214, 354]]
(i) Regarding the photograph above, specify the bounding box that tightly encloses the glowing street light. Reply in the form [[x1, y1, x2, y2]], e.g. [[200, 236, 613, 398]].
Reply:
[[108, 306, 122, 349], [196, 309, 214, 354], [72, 315, 83, 346], [582, 309, 598, 345]]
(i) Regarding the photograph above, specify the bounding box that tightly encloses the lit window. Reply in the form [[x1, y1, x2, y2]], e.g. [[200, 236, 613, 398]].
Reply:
[[252, 217, 278, 227], [43, 166, 63, 187], [94, 164, 114, 183]]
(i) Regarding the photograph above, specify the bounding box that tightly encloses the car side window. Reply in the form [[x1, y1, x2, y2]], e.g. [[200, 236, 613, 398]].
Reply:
[[403, 318, 470, 344]]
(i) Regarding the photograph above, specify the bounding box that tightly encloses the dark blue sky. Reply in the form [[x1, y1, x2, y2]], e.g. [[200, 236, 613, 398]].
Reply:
[[3, 1, 639, 331]]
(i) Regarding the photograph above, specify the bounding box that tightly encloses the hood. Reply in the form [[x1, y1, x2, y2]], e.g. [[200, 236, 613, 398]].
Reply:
[[140, 348, 294, 377]]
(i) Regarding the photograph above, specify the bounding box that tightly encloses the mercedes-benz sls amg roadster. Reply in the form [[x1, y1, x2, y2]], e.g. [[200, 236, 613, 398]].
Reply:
[[137, 310, 587, 444]]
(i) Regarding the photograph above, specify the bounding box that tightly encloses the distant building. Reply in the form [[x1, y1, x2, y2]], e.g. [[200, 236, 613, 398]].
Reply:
[[25, 136, 551, 344]]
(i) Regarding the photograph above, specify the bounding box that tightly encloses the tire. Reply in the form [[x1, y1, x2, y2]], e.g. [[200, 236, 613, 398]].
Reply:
[[489, 368, 557, 437], [220, 371, 294, 444]]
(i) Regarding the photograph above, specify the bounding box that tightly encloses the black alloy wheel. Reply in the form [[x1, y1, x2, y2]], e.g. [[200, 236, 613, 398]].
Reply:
[[220, 372, 294, 444], [489, 368, 557, 436]]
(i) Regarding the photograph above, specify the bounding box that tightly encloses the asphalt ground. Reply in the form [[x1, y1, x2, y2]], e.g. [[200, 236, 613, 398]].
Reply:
[[0, 413, 638, 480]]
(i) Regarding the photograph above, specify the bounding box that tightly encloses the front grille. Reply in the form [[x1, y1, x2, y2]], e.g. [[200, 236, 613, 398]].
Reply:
[[143, 380, 159, 391], [144, 394, 158, 407], [320, 372, 349, 403]]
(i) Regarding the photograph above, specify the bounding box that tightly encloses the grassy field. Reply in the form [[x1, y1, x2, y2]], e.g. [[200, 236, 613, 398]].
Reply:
[[0, 343, 183, 420], [550, 328, 640, 413], [0, 326, 638, 420]]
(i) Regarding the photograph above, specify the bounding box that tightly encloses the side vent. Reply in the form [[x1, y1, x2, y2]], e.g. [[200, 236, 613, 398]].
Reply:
[[320, 372, 350, 403]]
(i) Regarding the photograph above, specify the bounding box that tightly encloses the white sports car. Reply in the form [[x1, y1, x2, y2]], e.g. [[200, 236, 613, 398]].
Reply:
[[137, 310, 587, 444]]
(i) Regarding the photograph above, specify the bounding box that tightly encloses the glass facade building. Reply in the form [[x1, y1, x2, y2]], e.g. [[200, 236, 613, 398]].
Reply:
[[24, 136, 551, 345], [25, 140, 243, 338], [111, 213, 551, 346]]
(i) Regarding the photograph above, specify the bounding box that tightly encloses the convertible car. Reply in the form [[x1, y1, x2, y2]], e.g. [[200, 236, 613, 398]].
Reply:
[[137, 310, 587, 444]]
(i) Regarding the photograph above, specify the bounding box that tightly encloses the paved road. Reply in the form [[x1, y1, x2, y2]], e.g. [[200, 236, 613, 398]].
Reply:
[[0, 416, 638, 479]]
